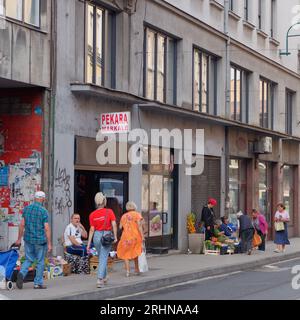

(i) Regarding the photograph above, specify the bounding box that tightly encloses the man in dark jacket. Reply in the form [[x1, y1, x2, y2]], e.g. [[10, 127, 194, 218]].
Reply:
[[196, 198, 217, 240], [237, 211, 254, 255]]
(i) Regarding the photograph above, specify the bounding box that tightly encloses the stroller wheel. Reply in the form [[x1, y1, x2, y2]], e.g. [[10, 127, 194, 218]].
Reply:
[[6, 281, 13, 291]]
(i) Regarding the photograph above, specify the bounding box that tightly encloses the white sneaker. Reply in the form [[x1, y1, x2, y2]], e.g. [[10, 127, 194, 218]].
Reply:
[[274, 249, 281, 253], [96, 279, 104, 288]]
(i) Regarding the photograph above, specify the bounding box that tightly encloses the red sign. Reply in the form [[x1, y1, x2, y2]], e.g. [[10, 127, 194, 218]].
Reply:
[[101, 112, 131, 134]]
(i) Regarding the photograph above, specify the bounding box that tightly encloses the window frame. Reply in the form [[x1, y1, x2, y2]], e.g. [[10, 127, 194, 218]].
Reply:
[[259, 77, 275, 130], [2, 0, 41, 28], [85, 2, 116, 88], [230, 64, 250, 123], [230, 65, 242, 122], [192, 47, 218, 114], [270, 0, 276, 38], [244, 0, 249, 21], [258, 0, 262, 30], [285, 89, 294, 135], [143, 26, 177, 104]]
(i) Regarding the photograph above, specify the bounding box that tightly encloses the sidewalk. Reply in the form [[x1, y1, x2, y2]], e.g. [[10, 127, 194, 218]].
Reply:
[[1, 238, 300, 300]]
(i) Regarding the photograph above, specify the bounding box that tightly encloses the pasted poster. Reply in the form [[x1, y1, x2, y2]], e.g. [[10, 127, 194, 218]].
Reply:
[[9, 156, 41, 217], [149, 208, 163, 237]]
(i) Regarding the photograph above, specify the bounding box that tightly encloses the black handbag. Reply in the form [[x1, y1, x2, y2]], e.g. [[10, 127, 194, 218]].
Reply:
[[101, 209, 115, 247]]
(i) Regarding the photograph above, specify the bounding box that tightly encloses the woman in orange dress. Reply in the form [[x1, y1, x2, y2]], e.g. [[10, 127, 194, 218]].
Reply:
[[117, 201, 144, 277]]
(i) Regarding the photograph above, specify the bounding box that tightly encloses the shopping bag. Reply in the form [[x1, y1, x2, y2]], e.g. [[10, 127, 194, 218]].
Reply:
[[138, 249, 148, 273], [275, 221, 285, 231], [252, 230, 262, 247]]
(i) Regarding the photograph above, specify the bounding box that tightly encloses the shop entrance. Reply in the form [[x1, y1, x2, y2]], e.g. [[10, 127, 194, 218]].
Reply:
[[74, 170, 128, 231], [141, 148, 178, 251], [258, 161, 274, 239]]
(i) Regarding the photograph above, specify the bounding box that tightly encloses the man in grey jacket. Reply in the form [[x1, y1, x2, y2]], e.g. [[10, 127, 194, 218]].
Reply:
[[237, 211, 254, 255]]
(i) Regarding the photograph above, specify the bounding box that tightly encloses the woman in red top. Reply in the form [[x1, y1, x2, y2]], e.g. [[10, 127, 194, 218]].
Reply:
[[87, 192, 117, 288]]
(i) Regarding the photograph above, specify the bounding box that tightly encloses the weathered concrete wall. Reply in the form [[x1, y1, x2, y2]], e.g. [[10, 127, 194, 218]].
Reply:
[[0, 0, 51, 87]]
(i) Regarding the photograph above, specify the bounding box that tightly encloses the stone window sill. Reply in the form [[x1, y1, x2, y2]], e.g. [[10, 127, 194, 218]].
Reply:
[[228, 10, 241, 22], [257, 29, 268, 39], [242, 20, 256, 31], [269, 37, 280, 46], [209, 0, 224, 11]]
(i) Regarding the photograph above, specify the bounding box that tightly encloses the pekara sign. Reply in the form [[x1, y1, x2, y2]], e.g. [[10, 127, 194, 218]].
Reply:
[[100, 112, 131, 134]]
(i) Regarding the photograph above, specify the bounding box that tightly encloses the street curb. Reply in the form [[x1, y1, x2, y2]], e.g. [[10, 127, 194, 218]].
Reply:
[[55, 251, 300, 300]]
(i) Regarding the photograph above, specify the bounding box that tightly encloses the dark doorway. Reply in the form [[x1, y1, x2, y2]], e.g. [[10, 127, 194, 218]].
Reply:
[[74, 170, 128, 231]]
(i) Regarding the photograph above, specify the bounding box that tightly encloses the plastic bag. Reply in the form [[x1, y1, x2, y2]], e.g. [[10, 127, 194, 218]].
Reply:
[[252, 230, 262, 247], [138, 249, 148, 273]]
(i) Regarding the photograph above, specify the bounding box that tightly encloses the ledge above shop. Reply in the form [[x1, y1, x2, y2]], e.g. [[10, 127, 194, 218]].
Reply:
[[70, 83, 147, 105], [70, 82, 300, 142], [137, 103, 300, 142]]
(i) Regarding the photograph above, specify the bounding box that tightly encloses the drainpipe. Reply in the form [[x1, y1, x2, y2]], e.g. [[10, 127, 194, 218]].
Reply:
[[224, 0, 230, 217], [48, 0, 58, 247]]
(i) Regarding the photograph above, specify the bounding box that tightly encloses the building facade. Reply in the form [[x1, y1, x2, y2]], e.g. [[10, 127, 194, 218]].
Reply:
[[0, 0, 52, 250], [2, 0, 300, 253]]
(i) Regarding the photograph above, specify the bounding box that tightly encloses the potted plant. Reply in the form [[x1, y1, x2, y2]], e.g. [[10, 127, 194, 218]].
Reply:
[[187, 212, 204, 254]]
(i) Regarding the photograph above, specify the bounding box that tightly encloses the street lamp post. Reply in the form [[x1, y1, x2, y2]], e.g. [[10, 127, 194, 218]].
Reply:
[[280, 22, 300, 56]]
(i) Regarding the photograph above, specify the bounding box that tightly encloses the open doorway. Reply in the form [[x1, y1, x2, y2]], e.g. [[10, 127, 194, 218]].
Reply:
[[74, 170, 128, 232]]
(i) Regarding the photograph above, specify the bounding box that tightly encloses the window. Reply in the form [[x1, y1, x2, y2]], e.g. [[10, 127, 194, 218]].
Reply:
[[258, 0, 262, 29], [283, 165, 294, 226], [244, 0, 249, 20], [270, 0, 276, 38], [259, 78, 275, 129], [230, 65, 249, 122], [229, 0, 234, 11], [144, 28, 177, 104], [3, 0, 40, 27], [193, 48, 217, 114], [230, 66, 241, 121], [228, 159, 246, 222], [286, 89, 294, 135], [86, 3, 115, 88]]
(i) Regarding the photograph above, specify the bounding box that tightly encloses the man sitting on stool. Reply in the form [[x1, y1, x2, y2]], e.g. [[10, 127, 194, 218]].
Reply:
[[64, 214, 88, 257]]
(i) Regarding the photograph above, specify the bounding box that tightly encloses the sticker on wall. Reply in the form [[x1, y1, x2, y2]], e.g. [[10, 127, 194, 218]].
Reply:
[[34, 106, 43, 116], [0, 166, 9, 186]]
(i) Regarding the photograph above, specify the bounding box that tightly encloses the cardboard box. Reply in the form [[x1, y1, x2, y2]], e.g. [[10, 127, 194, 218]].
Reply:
[[62, 264, 72, 276]]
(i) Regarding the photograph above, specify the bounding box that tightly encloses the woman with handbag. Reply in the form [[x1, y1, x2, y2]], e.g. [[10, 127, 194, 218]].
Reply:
[[87, 192, 118, 288], [117, 201, 145, 277], [252, 209, 268, 251], [274, 203, 290, 253]]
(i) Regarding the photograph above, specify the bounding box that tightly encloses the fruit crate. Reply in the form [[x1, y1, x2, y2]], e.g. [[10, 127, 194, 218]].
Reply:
[[203, 243, 220, 255]]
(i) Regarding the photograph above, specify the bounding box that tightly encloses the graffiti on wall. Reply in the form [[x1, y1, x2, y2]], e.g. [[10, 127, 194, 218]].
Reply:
[[54, 161, 72, 216]]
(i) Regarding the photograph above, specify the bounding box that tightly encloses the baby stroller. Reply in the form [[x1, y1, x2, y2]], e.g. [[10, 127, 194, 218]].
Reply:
[[0, 244, 20, 290]]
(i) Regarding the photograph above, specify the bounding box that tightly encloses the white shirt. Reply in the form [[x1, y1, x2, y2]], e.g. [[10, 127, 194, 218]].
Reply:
[[275, 210, 290, 221], [64, 223, 83, 247]]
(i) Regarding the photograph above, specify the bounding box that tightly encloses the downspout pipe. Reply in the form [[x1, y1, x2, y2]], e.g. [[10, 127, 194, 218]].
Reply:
[[48, 0, 57, 248], [224, 0, 230, 217]]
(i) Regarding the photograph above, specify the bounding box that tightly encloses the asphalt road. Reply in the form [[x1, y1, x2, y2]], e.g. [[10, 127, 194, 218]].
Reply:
[[118, 258, 300, 300]]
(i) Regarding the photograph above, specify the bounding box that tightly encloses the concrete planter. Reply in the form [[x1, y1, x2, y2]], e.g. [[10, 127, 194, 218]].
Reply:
[[188, 233, 204, 254]]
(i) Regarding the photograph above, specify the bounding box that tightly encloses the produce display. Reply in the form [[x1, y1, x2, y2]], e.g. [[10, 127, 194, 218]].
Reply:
[[187, 212, 196, 234]]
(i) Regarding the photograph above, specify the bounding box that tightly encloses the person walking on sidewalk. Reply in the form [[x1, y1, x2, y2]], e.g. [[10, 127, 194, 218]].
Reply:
[[252, 209, 268, 251], [197, 198, 217, 240], [15, 191, 52, 289], [117, 201, 144, 277], [274, 203, 290, 253], [87, 192, 118, 288], [237, 211, 254, 255]]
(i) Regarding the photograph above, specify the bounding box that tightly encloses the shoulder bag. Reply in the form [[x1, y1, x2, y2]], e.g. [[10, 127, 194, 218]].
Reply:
[[101, 209, 115, 247], [274, 221, 285, 232]]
